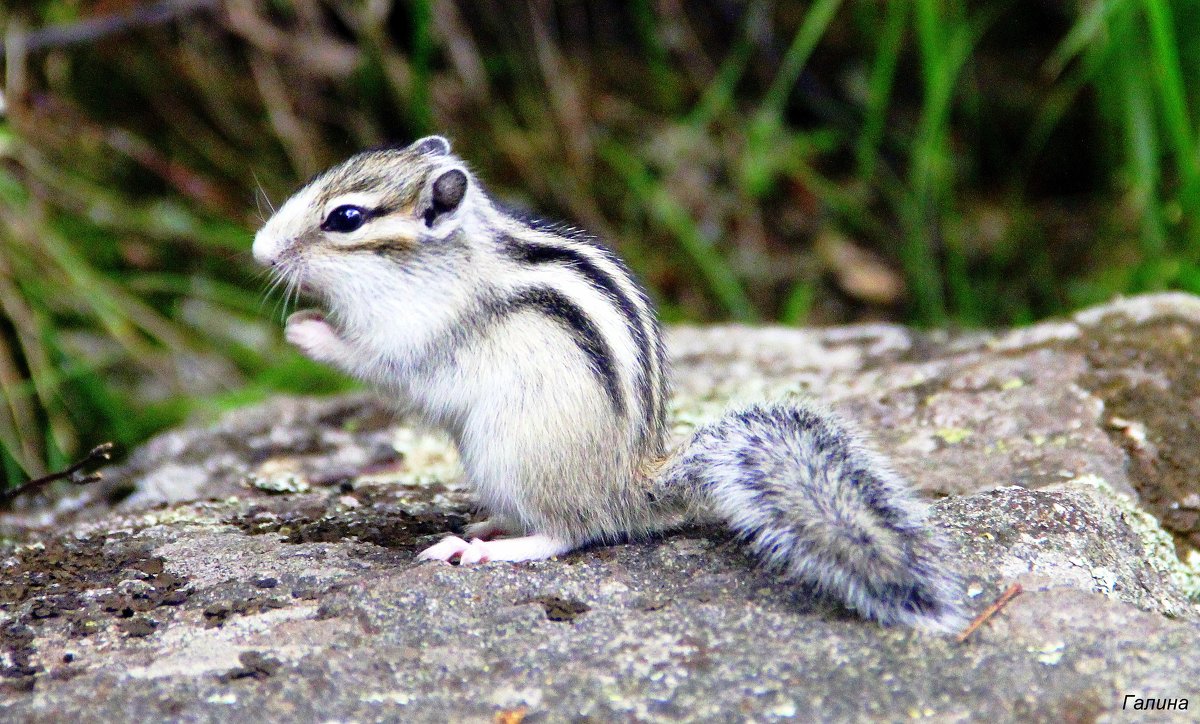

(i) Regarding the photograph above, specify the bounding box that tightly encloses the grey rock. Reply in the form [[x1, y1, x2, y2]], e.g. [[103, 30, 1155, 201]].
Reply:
[[2, 292, 1200, 722]]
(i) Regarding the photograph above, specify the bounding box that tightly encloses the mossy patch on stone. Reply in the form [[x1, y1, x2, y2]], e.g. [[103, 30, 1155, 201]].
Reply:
[[1072, 474, 1200, 604]]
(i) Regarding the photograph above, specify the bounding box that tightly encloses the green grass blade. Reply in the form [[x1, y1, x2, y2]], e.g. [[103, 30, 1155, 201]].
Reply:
[[687, 0, 765, 128], [761, 0, 845, 118], [601, 142, 756, 320], [1142, 0, 1200, 246], [1044, 0, 1129, 79], [855, 0, 908, 181]]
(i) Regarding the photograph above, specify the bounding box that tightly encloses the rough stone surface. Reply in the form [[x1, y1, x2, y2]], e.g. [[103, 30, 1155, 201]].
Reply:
[[3, 293, 1200, 722]]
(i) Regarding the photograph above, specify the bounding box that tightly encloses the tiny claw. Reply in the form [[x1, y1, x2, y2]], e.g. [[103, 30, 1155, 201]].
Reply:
[[286, 308, 326, 325], [463, 519, 509, 541], [417, 535, 471, 562], [458, 539, 491, 565]]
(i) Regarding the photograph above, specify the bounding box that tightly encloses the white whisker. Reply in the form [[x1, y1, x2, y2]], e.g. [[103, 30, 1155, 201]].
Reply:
[[252, 172, 276, 218], [260, 271, 287, 314]]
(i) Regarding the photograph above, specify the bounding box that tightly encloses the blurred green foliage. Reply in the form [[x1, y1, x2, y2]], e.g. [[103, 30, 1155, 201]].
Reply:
[[2, 0, 1200, 486]]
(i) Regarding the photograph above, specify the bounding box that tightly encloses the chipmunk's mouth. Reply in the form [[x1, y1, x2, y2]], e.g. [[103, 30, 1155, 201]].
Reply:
[[263, 255, 326, 320], [294, 276, 318, 296]]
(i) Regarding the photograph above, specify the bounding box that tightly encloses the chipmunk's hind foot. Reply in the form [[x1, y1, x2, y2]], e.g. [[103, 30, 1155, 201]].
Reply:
[[417, 534, 573, 564]]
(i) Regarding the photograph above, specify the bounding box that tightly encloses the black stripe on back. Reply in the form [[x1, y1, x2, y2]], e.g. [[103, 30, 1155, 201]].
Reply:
[[503, 237, 652, 426], [497, 286, 626, 417]]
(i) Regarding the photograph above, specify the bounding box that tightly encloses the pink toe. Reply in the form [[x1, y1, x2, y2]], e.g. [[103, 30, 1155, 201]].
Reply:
[[458, 539, 491, 565], [417, 535, 470, 562]]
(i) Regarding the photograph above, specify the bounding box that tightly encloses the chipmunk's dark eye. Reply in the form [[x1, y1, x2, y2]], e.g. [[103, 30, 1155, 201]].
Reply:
[[321, 205, 367, 233]]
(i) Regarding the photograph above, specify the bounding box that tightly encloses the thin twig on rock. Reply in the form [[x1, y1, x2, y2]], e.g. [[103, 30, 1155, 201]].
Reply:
[[957, 582, 1023, 643], [0, 442, 114, 505]]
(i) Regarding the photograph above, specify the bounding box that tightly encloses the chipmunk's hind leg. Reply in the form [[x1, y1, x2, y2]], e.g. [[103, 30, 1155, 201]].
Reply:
[[463, 517, 516, 540], [417, 534, 573, 564]]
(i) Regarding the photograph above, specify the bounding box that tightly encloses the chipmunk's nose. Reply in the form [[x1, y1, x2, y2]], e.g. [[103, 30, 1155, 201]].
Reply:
[[251, 228, 285, 266]]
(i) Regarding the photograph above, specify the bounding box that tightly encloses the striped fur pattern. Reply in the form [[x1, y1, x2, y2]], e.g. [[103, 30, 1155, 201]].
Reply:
[[253, 136, 961, 631]]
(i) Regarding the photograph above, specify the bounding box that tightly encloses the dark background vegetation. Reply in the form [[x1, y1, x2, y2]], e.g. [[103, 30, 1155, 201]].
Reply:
[[2, 0, 1200, 486]]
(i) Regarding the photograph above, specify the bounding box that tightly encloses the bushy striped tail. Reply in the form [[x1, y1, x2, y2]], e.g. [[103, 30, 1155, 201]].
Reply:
[[659, 402, 964, 632]]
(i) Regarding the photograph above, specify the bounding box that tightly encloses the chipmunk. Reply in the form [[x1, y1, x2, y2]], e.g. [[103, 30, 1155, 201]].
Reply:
[[253, 136, 963, 631]]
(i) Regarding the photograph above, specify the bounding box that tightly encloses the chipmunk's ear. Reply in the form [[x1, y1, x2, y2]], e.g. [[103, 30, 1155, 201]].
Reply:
[[411, 135, 451, 156], [424, 168, 468, 226]]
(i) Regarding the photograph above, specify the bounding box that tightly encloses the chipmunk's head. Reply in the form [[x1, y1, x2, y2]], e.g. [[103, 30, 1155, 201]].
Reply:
[[253, 135, 478, 305]]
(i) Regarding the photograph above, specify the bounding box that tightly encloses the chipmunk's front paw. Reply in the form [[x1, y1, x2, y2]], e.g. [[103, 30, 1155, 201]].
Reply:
[[285, 310, 345, 363]]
